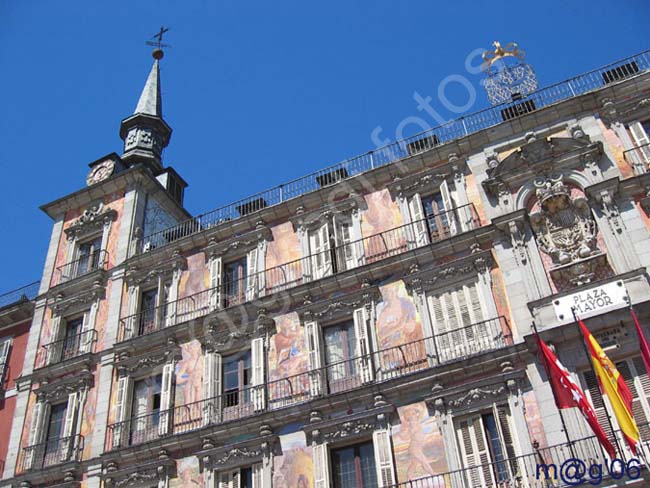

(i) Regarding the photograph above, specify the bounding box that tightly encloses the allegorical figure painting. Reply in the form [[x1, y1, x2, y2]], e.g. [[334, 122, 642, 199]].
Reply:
[[267, 313, 309, 405], [169, 456, 203, 487], [273, 431, 314, 488], [174, 339, 204, 407], [393, 402, 448, 485], [265, 222, 303, 292]]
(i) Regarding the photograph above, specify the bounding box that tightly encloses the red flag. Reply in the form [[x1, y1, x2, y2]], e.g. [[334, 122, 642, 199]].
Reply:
[[536, 334, 616, 458], [631, 308, 650, 378]]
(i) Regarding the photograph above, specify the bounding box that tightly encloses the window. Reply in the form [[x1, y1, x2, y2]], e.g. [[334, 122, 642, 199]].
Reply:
[[62, 317, 83, 361], [76, 235, 102, 276], [455, 406, 517, 486], [427, 282, 492, 362], [223, 350, 252, 408], [0, 337, 11, 385], [218, 464, 262, 488], [331, 441, 378, 488], [139, 288, 159, 335], [629, 120, 650, 165], [307, 216, 359, 279], [43, 402, 67, 464], [324, 320, 358, 391], [224, 256, 248, 306], [407, 180, 457, 248], [130, 375, 162, 444]]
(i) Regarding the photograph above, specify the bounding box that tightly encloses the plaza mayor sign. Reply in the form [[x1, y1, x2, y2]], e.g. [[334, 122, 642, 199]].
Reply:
[[553, 280, 629, 322]]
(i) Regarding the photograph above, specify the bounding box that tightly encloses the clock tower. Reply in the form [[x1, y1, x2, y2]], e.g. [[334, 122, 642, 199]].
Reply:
[[119, 47, 172, 174]]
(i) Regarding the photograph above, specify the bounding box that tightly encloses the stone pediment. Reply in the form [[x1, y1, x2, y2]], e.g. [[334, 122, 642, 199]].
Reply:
[[483, 130, 603, 197]]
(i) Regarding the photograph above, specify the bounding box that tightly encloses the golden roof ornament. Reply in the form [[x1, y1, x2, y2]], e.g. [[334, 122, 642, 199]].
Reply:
[[482, 41, 526, 73]]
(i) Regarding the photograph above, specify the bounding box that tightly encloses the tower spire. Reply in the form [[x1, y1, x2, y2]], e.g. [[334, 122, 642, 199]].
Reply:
[[120, 35, 172, 173]]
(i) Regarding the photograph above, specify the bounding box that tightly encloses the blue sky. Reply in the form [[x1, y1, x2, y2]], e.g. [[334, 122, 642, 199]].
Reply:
[[0, 0, 648, 293]]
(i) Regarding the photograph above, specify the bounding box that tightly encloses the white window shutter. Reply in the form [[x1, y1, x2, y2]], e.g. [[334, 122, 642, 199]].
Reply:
[[251, 338, 266, 411], [25, 399, 49, 469], [125, 285, 141, 340], [456, 416, 494, 486], [252, 463, 263, 488], [218, 469, 240, 488], [0, 338, 11, 381], [304, 320, 323, 397], [203, 470, 216, 488], [312, 442, 331, 488], [246, 247, 259, 301], [310, 222, 332, 279], [48, 314, 63, 365], [209, 256, 223, 311], [159, 363, 175, 436], [439, 179, 458, 235], [351, 210, 364, 266], [60, 392, 79, 461], [372, 428, 396, 487], [79, 302, 97, 354], [203, 350, 221, 425], [334, 216, 356, 271], [353, 307, 374, 383], [113, 375, 133, 448], [630, 121, 650, 164], [408, 194, 429, 247]]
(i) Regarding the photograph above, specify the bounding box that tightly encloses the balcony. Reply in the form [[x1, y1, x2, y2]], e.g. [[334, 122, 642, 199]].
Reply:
[[106, 316, 511, 451], [135, 51, 650, 254], [388, 428, 649, 488], [0, 281, 39, 309], [34, 329, 97, 369], [16, 434, 83, 474], [54, 250, 108, 286], [623, 142, 650, 174], [117, 204, 481, 343]]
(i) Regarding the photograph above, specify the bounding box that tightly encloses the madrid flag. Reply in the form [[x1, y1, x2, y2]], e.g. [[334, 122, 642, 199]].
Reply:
[[536, 334, 616, 458], [579, 319, 640, 455]]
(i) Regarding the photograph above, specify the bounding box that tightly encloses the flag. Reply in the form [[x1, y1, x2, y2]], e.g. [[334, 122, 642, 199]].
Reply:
[[631, 308, 650, 378], [536, 334, 616, 458], [579, 319, 640, 455]]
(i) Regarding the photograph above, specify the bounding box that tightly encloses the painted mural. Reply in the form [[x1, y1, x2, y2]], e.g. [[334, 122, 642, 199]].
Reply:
[[175, 339, 204, 407], [393, 401, 448, 485], [265, 222, 303, 292], [375, 281, 425, 372], [80, 369, 101, 459], [273, 431, 313, 488], [523, 391, 548, 450], [597, 119, 633, 179], [170, 455, 203, 487], [178, 252, 209, 299], [490, 267, 515, 338], [361, 189, 405, 263], [465, 173, 485, 225], [267, 313, 309, 408]]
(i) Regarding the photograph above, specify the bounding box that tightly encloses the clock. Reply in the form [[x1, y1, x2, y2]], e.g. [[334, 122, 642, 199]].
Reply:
[[86, 159, 116, 186]]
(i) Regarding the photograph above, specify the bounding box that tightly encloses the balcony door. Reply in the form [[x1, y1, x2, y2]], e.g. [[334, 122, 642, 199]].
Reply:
[[43, 403, 67, 467], [224, 257, 248, 306], [130, 375, 162, 445], [62, 317, 83, 361], [139, 288, 159, 336], [222, 350, 252, 420], [331, 441, 378, 488], [324, 319, 360, 393], [76, 236, 102, 277]]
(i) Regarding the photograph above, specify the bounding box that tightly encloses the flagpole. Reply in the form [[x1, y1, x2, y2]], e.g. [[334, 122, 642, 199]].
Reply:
[[571, 306, 624, 459], [532, 321, 575, 457]]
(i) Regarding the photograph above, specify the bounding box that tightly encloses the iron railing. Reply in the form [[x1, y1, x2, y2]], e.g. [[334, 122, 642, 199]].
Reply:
[[54, 250, 108, 286], [35, 329, 98, 369], [623, 142, 650, 173], [138, 51, 650, 253], [16, 434, 83, 474], [118, 204, 480, 342], [106, 316, 510, 451], [0, 281, 39, 309]]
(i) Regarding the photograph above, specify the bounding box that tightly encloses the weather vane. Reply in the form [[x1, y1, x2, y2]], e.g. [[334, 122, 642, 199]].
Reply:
[[146, 26, 171, 50]]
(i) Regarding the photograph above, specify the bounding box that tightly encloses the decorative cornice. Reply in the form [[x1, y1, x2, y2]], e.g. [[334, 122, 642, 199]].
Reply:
[[305, 405, 394, 444], [203, 224, 271, 258], [124, 249, 186, 286], [387, 168, 450, 200], [116, 340, 181, 375], [103, 456, 176, 488], [50, 282, 105, 314], [199, 434, 277, 472], [64, 202, 118, 240], [35, 371, 93, 403], [297, 285, 381, 322], [403, 250, 494, 294], [290, 194, 364, 230]]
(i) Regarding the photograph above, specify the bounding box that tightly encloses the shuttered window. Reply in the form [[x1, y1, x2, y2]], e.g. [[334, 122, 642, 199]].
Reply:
[[455, 405, 516, 486], [427, 281, 487, 362], [629, 121, 650, 164], [331, 440, 378, 488]]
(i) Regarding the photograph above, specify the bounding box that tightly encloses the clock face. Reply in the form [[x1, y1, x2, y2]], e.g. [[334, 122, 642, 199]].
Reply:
[[86, 159, 116, 186]]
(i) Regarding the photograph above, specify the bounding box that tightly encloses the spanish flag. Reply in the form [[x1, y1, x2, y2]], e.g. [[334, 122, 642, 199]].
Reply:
[[579, 319, 640, 454]]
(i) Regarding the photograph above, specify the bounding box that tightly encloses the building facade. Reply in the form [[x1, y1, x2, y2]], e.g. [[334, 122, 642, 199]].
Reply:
[[3, 44, 650, 487], [0, 282, 38, 479]]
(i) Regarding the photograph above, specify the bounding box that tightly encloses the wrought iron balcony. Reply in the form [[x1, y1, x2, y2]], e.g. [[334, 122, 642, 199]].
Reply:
[[0, 281, 39, 309], [16, 434, 83, 474], [34, 329, 97, 369], [137, 51, 650, 253], [624, 142, 650, 174], [117, 204, 481, 343], [106, 316, 510, 451], [54, 250, 108, 286], [388, 428, 644, 488]]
